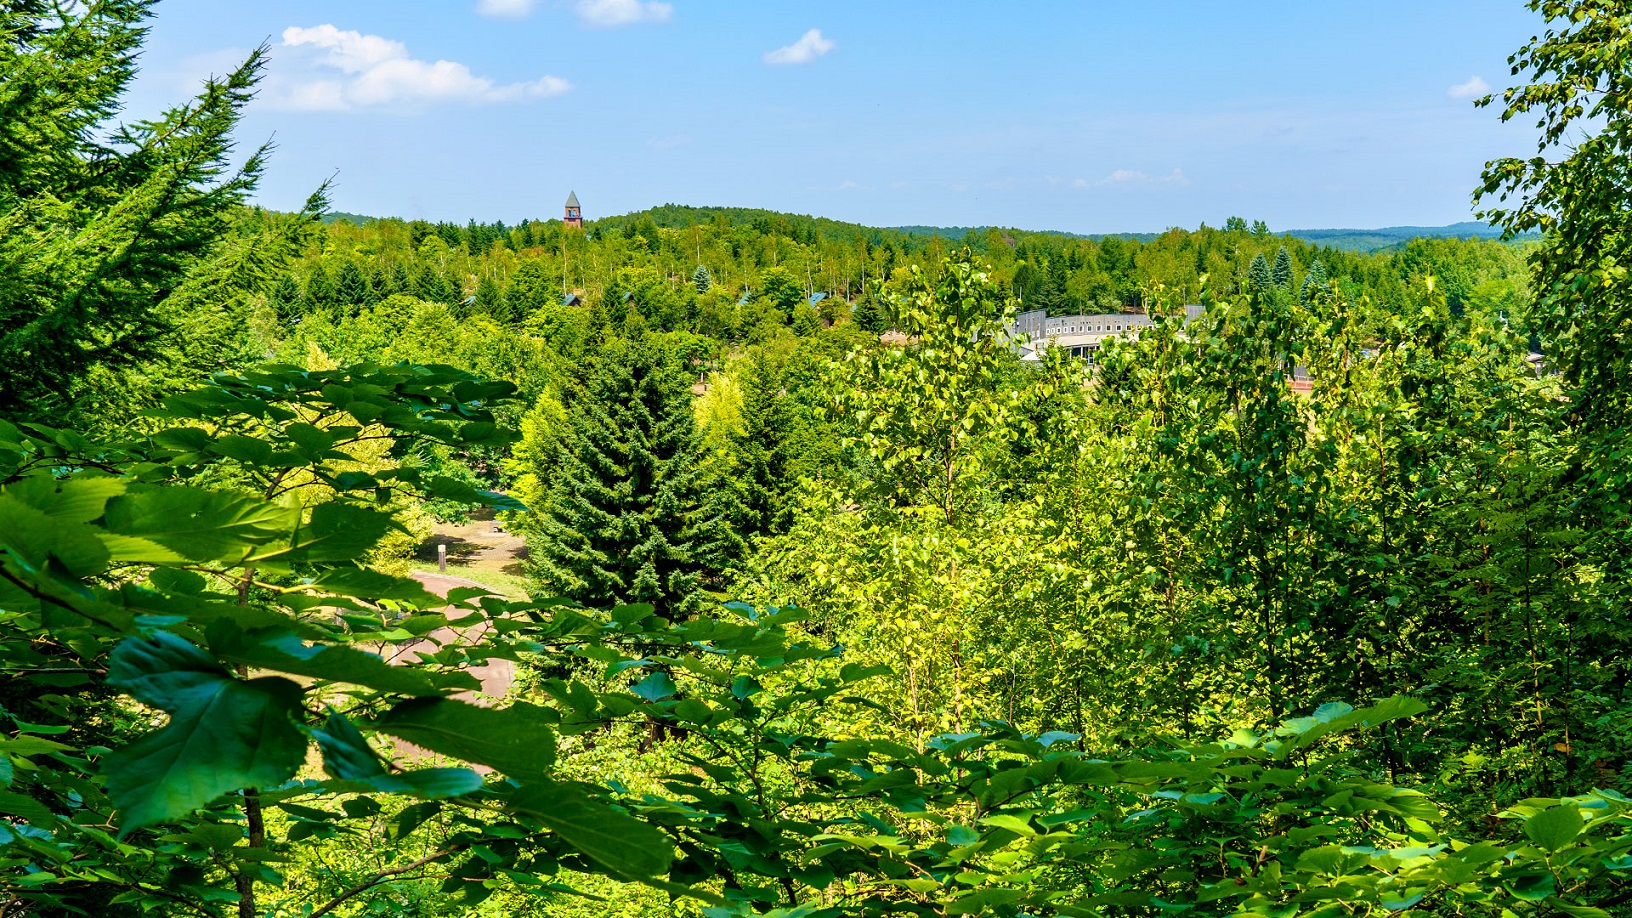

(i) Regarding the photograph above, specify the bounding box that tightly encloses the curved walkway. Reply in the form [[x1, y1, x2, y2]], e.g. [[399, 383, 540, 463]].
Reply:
[[398, 570, 517, 706]]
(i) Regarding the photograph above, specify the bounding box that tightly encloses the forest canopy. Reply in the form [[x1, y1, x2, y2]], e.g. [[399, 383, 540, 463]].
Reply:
[[1, 1, 1630, 917]]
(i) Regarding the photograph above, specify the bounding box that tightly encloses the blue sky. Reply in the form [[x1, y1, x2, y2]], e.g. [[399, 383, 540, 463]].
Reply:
[[126, 1, 1543, 233]]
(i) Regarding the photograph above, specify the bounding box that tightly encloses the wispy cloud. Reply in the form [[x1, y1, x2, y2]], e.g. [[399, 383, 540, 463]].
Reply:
[[764, 28, 835, 66], [1094, 168, 1190, 188], [575, 0, 672, 26], [475, 0, 538, 18], [269, 25, 570, 111], [1447, 75, 1489, 100], [647, 133, 691, 150]]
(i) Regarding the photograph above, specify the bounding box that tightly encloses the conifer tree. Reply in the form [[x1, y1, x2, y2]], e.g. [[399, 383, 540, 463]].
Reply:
[[1272, 245, 1294, 290], [527, 335, 735, 619], [336, 260, 374, 312], [387, 261, 412, 297], [731, 352, 799, 536], [414, 264, 456, 304], [1248, 253, 1273, 291], [692, 264, 712, 293], [851, 296, 889, 333], [270, 273, 301, 322], [475, 272, 505, 320], [304, 262, 337, 311], [0, 2, 323, 417], [1299, 259, 1329, 304], [792, 302, 822, 336], [368, 263, 394, 298]]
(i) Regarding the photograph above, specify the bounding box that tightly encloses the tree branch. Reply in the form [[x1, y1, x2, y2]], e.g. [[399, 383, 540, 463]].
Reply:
[[307, 848, 457, 918]]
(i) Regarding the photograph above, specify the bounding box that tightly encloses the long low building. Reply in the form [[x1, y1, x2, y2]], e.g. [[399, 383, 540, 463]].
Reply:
[[1009, 306, 1204, 364]]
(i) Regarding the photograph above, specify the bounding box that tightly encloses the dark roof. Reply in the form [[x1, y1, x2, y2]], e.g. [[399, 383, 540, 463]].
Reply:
[[621, 291, 635, 303], [565, 191, 580, 208], [563, 293, 583, 306]]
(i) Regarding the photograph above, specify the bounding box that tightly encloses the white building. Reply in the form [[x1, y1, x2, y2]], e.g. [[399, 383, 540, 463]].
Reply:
[[1009, 306, 1204, 364]]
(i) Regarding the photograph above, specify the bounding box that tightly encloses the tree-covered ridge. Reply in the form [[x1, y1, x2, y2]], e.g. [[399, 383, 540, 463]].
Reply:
[[4, 1, 1632, 917], [269, 196, 1531, 348]]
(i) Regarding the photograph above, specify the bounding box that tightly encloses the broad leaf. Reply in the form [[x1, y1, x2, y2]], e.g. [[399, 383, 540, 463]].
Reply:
[[373, 699, 556, 778], [1524, 804, 1582, 852], [104, 635, 308, 831], [510, 781, 674, 879]]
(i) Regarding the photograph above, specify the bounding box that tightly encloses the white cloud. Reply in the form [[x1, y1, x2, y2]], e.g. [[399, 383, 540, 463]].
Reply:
[[270, 25, 570, 111], [763, 28, 835, 66], [476, 0, 538, 18], [1096, 168, 1190, 188], [647, 133, 691, 150], [575, 0, 672, 26], [1448, 75, 1490, 100]]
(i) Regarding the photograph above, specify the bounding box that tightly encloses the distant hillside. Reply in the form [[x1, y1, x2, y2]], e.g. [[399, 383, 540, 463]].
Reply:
[[1283, 222, 1536, 252], [320, 211, 379, 226], [314, 204, 1534, 253], [889, 222, 1529, 252]]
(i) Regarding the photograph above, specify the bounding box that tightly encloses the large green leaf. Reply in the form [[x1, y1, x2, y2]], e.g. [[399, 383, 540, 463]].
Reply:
[[373, 699, 556, 778], [207, 622, 468, 697], [310, 567, 440, 603], [0, 492, 111, 578], [312, 709, 385, 779], [509, 781, 674, 879], [270, 501, 396, 565], [102, 486, 297, 564], [103, 634, 309, 831], [1524, 804, 1582, 852]]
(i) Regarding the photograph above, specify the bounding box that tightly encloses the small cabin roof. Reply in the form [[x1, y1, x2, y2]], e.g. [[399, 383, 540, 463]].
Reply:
[[807, 292, 828, 306], [562, 293, 583, 306], [737, 290, 752, 305], [565, 191, 580, 208]]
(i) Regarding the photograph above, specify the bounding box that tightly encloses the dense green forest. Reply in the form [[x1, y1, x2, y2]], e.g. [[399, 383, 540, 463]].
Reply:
[[3, 1, 1632, 917]]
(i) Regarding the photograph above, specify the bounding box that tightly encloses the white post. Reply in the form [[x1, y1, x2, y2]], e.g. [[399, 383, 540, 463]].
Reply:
[[437, 543, 447, 573]]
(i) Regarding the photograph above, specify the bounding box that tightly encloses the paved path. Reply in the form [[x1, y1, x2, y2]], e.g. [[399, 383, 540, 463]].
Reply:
[[394, 571, 517, 706]]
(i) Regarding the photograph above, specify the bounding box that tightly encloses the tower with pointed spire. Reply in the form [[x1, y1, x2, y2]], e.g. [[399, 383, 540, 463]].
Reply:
[[564, 191, 583, 229]]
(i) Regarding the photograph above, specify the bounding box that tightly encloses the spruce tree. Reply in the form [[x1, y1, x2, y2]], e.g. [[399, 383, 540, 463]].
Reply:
[[1248, 253, 1273, 292], [1272, 245, 1294, 290], [792, 302, 822, 336], [692, 264, 712, 293], [304, 262, 337, 312], [1299, 259, 1329, 304], [369, 262, 394, 298], [475, 272, 505, 320], [0, 2, 323, 417], [851, 296, 889, 333], [528, 335, 735, 619], [414, 264, 456, 304], [387, 261, 412, 298], [732, 352, 799, 536], [270, 273, 301, 322], [1029, 261, 1068, 314], [336, 260, 373, 312]]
